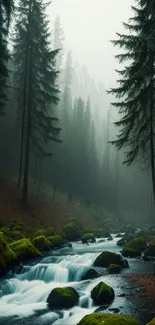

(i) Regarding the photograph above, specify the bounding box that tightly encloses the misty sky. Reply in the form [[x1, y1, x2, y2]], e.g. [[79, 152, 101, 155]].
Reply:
[[50, 0, 135, 89]]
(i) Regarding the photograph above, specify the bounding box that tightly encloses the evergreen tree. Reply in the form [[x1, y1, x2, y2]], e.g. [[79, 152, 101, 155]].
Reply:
[[12, 0, 60, 203], [0, 0, 14, 114], [108, 0, 155, 201], [53, 15, 64, 75]]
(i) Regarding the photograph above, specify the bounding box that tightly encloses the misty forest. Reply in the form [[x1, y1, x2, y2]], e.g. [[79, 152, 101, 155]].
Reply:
[[0, 0, 155, 324]]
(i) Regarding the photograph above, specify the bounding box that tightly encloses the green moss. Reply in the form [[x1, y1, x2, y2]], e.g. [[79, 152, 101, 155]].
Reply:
[[1, 227, 11, 237], [32, 229, 47, 238], [47, 287, 79, 309], [122, 247, 141, 257], [91, 281, 114, 304], [63, 222, 80, 241], [80, 227, 91, 236], [107, 264, 121, 274], [47, 235, 63, 248], [0, 232, 18, 275], [94, 251, 122, 267], [66, 217, 83, 230], [32, 235, 51, 251], [124, 237, 147, 252], [11, 231, 24, 241], [147, 319, 155, 325], [77, 313, 139, 325], [10, 238, 42, 262], [92, 228, 111, 238], [81, 233, 96, 243], [45, 227, 55, 236]]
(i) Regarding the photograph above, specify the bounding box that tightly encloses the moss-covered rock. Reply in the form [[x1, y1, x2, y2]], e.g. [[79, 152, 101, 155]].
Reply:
[[80, 227, 91, 236], [63, 222, 80, 241], [32, 229, 47, 238], [45, 227, 55, 236], [0, 227, 11, 237], [10, 238, 42, 262], [107, 264, 121, 274], [91, 281, 114, 304], [47, 235, 63, 248], [117, 233, 135, 246], [124, 237, 147, 251], [32, 235, 51, 251], [147, 319, 155, 325], [81, 268, 100, 281], [47, 287, 79, 309], [81, 233, 96, 244], [11, 231, 24, 241], [0, 232, 18, 275], [122, 247, 141, 258], [77, 313, 139, 325], [94, 251, 122, 267], [66, 217, 83, 230]]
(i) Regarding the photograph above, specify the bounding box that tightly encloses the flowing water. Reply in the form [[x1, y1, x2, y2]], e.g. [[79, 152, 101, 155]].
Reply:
[[0, 236, 155, 325]]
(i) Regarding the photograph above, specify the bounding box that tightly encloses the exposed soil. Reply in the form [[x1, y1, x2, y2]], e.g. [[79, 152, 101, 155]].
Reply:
[[0, 180, 96, 230]]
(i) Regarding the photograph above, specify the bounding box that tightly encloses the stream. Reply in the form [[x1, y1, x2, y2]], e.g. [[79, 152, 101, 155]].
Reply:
[[0, 236, 155, 325]]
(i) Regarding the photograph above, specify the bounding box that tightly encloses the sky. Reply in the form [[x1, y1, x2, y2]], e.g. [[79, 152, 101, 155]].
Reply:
[[49, 0, 135, 89]]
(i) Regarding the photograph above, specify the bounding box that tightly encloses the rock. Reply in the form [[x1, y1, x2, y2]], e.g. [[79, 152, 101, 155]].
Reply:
[[147, 318, 155, 325], [121, 259, 129, 268], [62, 241, 72, 248], [0, 232, 18, 275], [144, 242, 155, 259], [122, 247, 141, 258], [94, 251, 122, 267], [47, 235, 63, 248], [81, 233, 96, 244], [107, 264, 121, 274], [9, 238, 42, 262], [122, 237, 147, 258], [81, 268, 100, 281], [117, 233, 135, 246], [77, 313, 139, 325], [47, 287, 79, 309], [63, 222, 80, 241], [32, 229, 47, 238], [98, 239, 105, 243], [91, 281, 114, 304], [32, 235, 51, 251], [107, 236, 113, 241], [115, 233, 122, 238], [109, 308, 120, 313]]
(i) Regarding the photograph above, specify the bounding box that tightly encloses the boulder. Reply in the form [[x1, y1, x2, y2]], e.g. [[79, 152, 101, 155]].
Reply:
[[91, 281, 114, 304], [77, 313, 139, 325], [63, 222, 80, 241], [47, 287, 79, 309], [144, 242, 155, 259], [115, 233, 122, 238], [32, 235, 51, 251], [122, 247, 141, 258], [9, 238, 42, 262], [81, 233, 96, 244], [81, 268, 100, 281], [107, 236, 113, 241], [0, 232, 18, 275], [107, 264, 121, 274], [47, 235, 63, 248], [94, 251, 122, 267]]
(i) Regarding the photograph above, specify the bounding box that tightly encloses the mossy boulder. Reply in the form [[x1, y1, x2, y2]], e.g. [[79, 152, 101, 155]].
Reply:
[[81, 268, 100, 281], [45, 227, 55, 236], [77, 313, 139, 325], [66, 217, 83, 230], [125, 237, 147, 251], [81, 233, 96, 244], [94, 251, 122, 267], [63, 222, 80, 241], [32, 235, 51, 251], [0, 227, 11, 237], [117, 233, 135, 246], [91, 281, 114, 304], [47, 287, 79, 309], [122, 247, 141, 258], [0, 232, 18, 275], [32, 229, 47, 238], [10, 238, 42, 262], [11, 231, 24, 241], [147, 319, 155, 325], [107, 264, 121, 274], [47, 235, 63, 248]]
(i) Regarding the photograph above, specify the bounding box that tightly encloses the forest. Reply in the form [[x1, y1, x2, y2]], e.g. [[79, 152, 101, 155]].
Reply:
[[0, 1, 155, 325]]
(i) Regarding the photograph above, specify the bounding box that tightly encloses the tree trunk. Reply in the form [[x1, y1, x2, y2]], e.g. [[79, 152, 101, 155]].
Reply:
[[150, 64, 155, 203], [37, 160, 42, 194], [53, 183, 57, 199], [22, 0, 32, 204]]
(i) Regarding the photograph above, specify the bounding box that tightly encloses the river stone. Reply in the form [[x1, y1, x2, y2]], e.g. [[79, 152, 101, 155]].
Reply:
[[47, 287, 79, 309], [77, 313, 139, 325], [107, 264, 121, 274], [81, 268, 100, 281], [144, 243, 155, 259], [94, 251, 122, 267], [91, 281, 114, 304]]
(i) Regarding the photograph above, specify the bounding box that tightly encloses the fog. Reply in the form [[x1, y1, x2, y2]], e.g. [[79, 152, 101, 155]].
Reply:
[[50, 0, 134, 88]]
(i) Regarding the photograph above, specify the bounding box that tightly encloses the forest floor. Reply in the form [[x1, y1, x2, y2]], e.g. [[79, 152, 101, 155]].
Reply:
[[0, 179, 97, 230]]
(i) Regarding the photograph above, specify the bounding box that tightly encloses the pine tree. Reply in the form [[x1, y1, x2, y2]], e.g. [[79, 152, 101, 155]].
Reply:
[[12, 0, 61, 204], [53, 15, 64, 75], [0, 0, 14, 114], [108, 0, 155, 202]]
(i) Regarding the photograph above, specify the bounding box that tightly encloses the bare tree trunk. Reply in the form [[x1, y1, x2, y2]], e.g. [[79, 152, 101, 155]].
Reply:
[[22, 0, 32, 204]]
